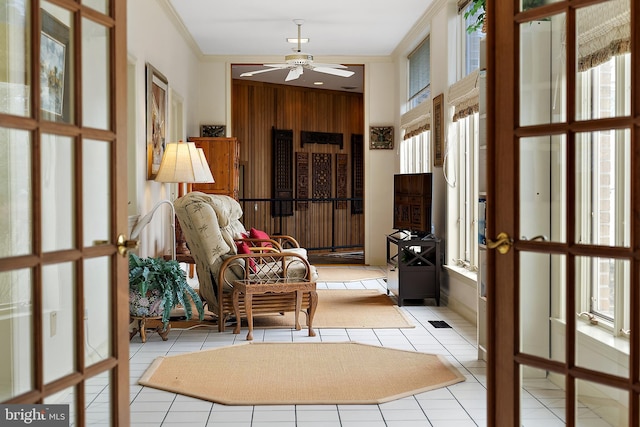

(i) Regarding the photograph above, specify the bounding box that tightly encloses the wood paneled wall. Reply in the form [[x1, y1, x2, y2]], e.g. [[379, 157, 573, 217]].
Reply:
[[231, 79, 364, 252]]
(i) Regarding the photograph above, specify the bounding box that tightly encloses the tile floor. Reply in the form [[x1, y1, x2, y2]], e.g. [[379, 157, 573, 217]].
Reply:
[[126, 266, 612, 427]]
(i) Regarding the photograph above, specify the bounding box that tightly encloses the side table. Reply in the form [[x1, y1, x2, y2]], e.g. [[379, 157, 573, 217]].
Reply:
[[232, 278, 318, 340]]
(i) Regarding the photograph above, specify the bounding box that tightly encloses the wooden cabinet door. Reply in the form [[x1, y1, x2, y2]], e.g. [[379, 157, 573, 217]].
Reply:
[[189, 137, 240, 199]]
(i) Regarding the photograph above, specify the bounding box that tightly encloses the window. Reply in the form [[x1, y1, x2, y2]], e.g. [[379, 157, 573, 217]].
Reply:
[[576, 54, 631, 334], [400, 131, 431, 174], [408, 37, 430, 110], [461, 2, 483, 76], [444, 2, 484, 272], [448, 113, 480, 269]]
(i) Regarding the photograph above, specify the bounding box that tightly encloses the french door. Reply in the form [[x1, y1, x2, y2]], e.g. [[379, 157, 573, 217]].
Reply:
[[0, 0, 129, 425], [487, 0, 637, 425]]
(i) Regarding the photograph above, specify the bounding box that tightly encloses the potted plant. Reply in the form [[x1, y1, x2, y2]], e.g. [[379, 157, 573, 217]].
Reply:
[[128, 253, 205, 330]]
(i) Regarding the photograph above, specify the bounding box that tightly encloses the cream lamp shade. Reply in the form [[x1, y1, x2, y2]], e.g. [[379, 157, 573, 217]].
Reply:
[[155, 141, 214, 184], [196, 148, 215, 183]]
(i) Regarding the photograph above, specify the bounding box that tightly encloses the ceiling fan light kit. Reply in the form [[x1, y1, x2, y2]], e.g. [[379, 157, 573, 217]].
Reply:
[[239, 20, 354, 82]]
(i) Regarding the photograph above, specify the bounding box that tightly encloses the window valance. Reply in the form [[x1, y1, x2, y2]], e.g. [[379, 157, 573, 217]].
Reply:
[[401, 98, 431, 140], [577, 0, 630, 72], [448, 69, 480, 122]]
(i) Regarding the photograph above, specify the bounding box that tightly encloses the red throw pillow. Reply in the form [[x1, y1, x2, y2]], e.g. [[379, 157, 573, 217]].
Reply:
[[249, 227, 273, 247], [235, 241, 256, 272]]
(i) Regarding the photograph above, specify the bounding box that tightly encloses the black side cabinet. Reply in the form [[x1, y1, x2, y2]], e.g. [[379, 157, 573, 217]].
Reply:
[[386, 232, 441, 306]]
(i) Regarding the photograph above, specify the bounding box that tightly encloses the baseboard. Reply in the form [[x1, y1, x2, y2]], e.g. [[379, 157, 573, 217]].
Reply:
[[441, 292, 477, 326]]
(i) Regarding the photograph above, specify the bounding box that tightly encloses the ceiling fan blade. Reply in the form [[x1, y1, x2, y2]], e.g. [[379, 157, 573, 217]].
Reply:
[[311, 67, 355, 78], [240, 67, 285, 77], [285, 66, 303, 81], [310, 63, 348, 69]]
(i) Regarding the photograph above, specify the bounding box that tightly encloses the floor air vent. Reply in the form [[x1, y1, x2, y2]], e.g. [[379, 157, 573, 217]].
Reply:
[[428, 320, 451, 328]]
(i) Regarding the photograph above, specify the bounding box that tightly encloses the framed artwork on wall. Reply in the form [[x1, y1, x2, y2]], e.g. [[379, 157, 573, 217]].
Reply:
[[369, 126, 394, 149], [432, 93, 444, 167], [146, 63, 168, 180]]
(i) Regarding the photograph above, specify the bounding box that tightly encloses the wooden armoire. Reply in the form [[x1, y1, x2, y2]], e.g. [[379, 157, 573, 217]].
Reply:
[[188, 136, 240, 199]]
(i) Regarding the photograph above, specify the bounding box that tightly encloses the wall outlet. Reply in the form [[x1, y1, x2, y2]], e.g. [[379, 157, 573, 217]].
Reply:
[[50, 311, 57, 337]]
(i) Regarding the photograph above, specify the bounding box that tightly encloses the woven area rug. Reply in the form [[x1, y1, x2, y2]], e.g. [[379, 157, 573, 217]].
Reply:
[[138, 342, 465, 405], [251, 289, 414, 329], [316, 267, 385, 282]]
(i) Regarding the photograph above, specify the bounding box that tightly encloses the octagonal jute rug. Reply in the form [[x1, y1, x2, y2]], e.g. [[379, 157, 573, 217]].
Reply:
[[138, 342, 465, 405]]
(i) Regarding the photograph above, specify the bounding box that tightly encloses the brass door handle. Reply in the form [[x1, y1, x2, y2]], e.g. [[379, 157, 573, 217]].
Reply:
[[116, 234, 139, 257], [486, 232, 513, 254]]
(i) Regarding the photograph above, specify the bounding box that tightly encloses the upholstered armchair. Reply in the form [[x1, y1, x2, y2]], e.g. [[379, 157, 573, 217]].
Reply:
[[174, 191, 318, 332]]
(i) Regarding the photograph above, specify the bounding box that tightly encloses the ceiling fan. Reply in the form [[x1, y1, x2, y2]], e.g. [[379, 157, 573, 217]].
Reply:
[[240, 20, 355, 82]]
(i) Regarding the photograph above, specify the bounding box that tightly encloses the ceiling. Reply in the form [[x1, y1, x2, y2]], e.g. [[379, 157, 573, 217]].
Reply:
[[167, 0, 434, 92]]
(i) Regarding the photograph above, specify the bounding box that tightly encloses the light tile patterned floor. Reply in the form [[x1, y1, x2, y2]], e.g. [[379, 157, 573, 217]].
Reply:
[[124, 266, 611, 426]]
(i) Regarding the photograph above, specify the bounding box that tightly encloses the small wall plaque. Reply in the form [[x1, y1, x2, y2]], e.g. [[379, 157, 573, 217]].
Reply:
[[200, 125, 226, 137], [370, 126, 394, 149]]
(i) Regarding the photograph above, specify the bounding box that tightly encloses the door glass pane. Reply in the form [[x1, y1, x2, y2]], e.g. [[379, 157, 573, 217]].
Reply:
[[41, 134, 75, 252], [576, 379, 628, 426], [82, 0, 108, 15], [0, 128, 32, 256], [519, 13, 566, 126], [519, 135, 566, 244], [575, 256, 629, 377], [0, 269, 33, 400], [576, 54, 630, 121], [83, 139, 110, 247], [0, 0, 30, 116], [42, 262, 75, 384], [521, 0, 561, 12], [84, 257, 111, 365], [575, 130, 630, 247], [576, 0, 630, 119], [86, 371, 111, 425], [41, 2, 74, 124], [82, 18, 109, 130], [521, 367, 566, 424], [520, 252, 566, 363], [44, 386, 75, 426]]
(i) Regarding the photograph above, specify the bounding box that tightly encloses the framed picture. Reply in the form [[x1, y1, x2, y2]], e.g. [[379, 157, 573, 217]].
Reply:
[[40, 10, 71, 123], [146, 63, 169, 180], [432, 93, 444, 167], [200, 125, 226, 137], [369, 126, 394, 149]]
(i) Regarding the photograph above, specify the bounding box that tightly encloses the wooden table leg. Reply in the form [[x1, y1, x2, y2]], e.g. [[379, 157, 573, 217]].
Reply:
[[232, 289, 241, 335], [245, 293, 254, 340], [138, 318, 147, 343], [294, 290, 302, 331], [307, 291, 318, 337], [156, 323, 171, 341]]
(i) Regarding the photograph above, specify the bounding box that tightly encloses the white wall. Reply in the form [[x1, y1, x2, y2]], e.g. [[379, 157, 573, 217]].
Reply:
[[127, 0, 202, 257], [364, 60, 397, 266]]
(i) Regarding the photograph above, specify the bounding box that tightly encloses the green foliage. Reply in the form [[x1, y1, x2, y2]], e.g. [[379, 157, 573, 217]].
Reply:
[[464, 0, 547, 33], [464, 0, 485, 34], [128, 253, 204, 328]]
